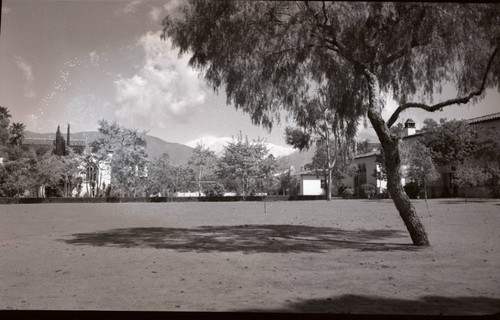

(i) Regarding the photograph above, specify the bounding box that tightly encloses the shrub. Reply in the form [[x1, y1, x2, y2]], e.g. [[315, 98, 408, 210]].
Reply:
[[377, 188, 389, 199], [205, 183, 226, 197], [342, 188, 354, 199], [360, 183, 376, 199]]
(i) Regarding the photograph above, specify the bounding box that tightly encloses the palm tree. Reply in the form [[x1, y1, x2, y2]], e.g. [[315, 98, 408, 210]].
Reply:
[[0, 106, 11, 124], [9, 122, 26, 146]]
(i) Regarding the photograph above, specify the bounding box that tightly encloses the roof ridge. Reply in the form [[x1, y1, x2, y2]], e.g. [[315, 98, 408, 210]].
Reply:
[[466, 112, 500, 124]]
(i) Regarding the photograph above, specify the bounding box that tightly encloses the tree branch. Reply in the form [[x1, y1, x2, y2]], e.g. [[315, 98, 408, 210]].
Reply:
[[382, 8, 429, 66], [322, 1, 328, 25], [387, 45, 499, 128], [322, 38, 367, 73]]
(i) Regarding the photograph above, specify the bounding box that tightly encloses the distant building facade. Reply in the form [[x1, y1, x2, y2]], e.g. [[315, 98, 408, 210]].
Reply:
[[343, 112, 500, 198], [21, 124, 112, 197]]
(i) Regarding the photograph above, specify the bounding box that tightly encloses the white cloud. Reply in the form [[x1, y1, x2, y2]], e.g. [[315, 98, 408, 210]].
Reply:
[[122, 0, 142, 15], [149, 0, 184, 21], [89, 51, 99, 66], [114, 31, 209, 129], [149, 6, 162, 21], [13, 56, 36, 98]]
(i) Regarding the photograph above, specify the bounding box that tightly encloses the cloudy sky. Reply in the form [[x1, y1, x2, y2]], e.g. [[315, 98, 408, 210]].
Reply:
[[1, 0, 499, 149]]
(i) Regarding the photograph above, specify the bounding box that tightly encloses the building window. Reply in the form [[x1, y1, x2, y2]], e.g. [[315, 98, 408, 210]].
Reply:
[[86, 164, 98, 183]]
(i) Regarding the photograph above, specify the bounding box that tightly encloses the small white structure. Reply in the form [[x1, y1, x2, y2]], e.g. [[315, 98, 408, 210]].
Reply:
[[299, 171, 326, 196], [174, 191, 206, 197], [404, 118, 416, 136]]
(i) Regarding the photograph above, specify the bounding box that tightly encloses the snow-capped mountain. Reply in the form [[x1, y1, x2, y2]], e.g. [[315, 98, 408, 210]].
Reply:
[[185, 136, 295, 158]]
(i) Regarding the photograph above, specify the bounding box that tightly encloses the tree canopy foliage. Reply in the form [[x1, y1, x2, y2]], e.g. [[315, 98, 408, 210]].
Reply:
[[188, 142, 218, 194], [421, 119, 478, 168], [162, 1, 499, 246], [91, 120, 149, 197], [0, 106, 12, 147], [9, 122, 26, 146], [406, 141, 439, 202], [216, 133, 276, 196], [148, 152, 194, 196]]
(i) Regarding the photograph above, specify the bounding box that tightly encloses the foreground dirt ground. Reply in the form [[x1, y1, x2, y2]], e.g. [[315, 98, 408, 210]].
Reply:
[[0, 199, 499, 314]]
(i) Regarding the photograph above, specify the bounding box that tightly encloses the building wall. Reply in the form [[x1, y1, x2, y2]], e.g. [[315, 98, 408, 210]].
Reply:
[[344, 115, 500, 198], [342, 154, 389, 195], [300, 174, 325, 196]]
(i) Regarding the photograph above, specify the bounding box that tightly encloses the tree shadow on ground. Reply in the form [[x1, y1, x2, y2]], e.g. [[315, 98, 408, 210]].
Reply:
[[237, 294, 500, 315], [61, 225, 419, 253]]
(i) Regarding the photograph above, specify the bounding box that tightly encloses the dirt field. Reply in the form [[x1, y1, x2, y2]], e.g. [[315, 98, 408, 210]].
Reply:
[[0, 199, 499, 314]]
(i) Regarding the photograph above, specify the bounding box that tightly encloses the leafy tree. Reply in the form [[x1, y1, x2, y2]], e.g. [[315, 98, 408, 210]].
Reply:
[[258, 154, 279, 195], [0, 159, 36, 197], [473, 126, 500, 198], [162, 2, 499, 246], [217, 133, 275, 197], [422, 118, 439, 131], [37, 149, 82, 197], [284, 82, 359, 200], [147, 153, 171, 196], [356, 139, 375, 155], [484, 163, 500, 198], [0, 149, 39, 197], [54, 125, 67, 156], [0, 106, 11, 146], [91, 120, 149, 197], [277, 168, 300, 196], [148, 153, 194, 196], [422, 119, 478, 168], [205, 182, 225, 197], [166, 164, 194, 193], [0, 147, 39, 197], [9, 122, 26, 146], [421, 119, 479, 196], [304, 140, 355, 198], [360, 183, 376, 199], [406, 141, 440, 204], [453, 164, 488, 203], [389, 122, 406, 139], [188, 142, 218, 195]]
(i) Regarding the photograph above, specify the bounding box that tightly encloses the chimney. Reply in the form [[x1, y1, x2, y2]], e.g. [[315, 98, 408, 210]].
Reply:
[[67, 123, 70, 147], [404, 119, 416, 136]]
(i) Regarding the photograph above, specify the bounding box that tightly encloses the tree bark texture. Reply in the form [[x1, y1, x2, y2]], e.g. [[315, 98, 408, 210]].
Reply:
[[365, 71, 430, 246], [326, 168, 332, 201]]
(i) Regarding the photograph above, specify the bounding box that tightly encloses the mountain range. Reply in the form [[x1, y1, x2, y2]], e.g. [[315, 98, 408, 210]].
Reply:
[[24, 131, 300, 166], [185, 136, 296, 158], [24, 131, 194, 164], [24, 130, 378, 171]]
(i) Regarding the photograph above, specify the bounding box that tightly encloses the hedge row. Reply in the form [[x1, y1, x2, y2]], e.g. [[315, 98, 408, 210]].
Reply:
[[0, 195, 326, 204]]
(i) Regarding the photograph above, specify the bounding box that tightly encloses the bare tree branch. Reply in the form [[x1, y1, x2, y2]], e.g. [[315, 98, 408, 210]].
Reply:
[[387, 45, 499, 128]]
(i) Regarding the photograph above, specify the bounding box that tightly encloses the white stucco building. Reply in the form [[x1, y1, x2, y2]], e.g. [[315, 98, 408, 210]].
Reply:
[[299, 171, 326, 196]]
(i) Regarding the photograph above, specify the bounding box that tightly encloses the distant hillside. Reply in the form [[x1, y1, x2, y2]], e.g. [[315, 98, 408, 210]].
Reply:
[[276, 146, 316, 172], [185, 136, 295, 158], [276, 132, 380, 172], [24, 131, 194, 164]]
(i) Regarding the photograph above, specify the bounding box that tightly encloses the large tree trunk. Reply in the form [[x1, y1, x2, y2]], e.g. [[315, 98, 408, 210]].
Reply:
[[365, 71, 430, 246], [383, 143, 430, 246]]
